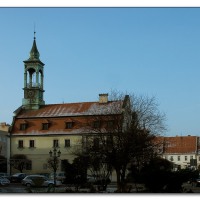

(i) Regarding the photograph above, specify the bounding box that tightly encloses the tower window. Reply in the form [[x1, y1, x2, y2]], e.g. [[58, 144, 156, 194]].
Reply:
[[18, 140, 24, 148], [29, 140, 35, 148], [65, 122, 73, 129], [65, 139, 70, 147]]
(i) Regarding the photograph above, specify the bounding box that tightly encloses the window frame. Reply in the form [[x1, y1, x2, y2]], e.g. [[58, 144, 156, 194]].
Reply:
[[65, 122, 73, 129], [20, 123, 27, 131], [65, 139, 71, 148], [53, 139, 59, 148], [18, 140, 24, 148], [42, 123, 49, 130], [29, 140, 35, 148], [93, 121, 101, 128]]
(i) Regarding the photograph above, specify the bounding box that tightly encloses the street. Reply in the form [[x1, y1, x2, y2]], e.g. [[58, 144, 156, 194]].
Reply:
[[1, 182, 200, 193]]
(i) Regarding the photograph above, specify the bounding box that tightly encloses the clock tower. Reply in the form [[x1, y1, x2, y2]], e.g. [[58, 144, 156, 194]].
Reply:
[[22, 32, 45, 110]]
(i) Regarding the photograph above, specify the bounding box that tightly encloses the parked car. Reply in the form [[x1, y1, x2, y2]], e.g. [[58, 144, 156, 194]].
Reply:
[[87, 174, 111, 185], [10, 173, 27, 183], [0, 173, 10, 180], [49, 172, 65, 183], [0, 177, 10, 186], [22, 175, 62, 187]]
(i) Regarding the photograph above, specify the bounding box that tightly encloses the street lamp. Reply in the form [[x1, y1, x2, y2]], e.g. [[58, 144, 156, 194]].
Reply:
[[49, 148, 61, 186]]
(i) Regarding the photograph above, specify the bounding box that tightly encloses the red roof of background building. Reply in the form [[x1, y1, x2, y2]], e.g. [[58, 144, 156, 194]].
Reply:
[[157, 136, 197, 154]]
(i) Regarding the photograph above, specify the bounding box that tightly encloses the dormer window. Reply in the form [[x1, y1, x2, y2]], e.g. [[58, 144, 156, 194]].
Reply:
[[65, 122, 73, 129], [42, 123, 49, 130], [41, 120, 51, 130], [20, 121, 28, 130], [93, 121, 101, 128], [107, 120, 115, 128]]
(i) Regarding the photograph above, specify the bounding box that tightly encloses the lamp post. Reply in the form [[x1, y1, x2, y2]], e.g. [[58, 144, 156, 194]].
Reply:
[[49, 148, 61, 186]]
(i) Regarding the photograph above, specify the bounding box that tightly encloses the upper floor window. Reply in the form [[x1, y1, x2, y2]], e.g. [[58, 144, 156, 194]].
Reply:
[[65, 139, 70, 147], [18, 140, 24, 148], [29, 140, 35, 148], [53, 139, 59, 148], [107, 120, 115, 128], [20, 123, 27, 131], [93, 121, 101, 128], [65, 122, 73, 129], [42, 123, 49, 130]]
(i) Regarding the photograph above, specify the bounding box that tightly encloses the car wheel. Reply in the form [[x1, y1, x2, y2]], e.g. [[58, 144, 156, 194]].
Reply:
[[26, 183, 31, 187]]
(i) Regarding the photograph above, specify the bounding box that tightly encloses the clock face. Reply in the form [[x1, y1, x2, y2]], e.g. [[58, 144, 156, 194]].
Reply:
[[27, 90, 34, 98]]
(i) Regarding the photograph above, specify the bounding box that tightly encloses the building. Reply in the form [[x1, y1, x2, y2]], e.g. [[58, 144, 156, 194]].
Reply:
[[0, 122, 9, 158], [0, 122, 10, 173], [157, 135, 200, 170], [10, 34, 130, 175]]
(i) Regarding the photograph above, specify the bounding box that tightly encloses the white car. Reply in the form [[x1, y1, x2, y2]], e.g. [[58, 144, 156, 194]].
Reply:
[[0, 177, 10, 186], [22, 175, 62, 187]]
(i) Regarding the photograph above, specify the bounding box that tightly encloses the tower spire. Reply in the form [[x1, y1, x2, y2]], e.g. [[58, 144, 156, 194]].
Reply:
[[29, 29, 40, 60]]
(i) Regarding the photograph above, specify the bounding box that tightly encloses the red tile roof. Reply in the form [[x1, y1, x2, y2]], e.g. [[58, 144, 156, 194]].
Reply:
[[158, 136, 197, 154], [16, 101, 123, 119]]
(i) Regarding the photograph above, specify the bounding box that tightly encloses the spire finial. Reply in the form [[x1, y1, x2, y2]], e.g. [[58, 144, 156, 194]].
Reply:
[[34, 23, 36, 40]]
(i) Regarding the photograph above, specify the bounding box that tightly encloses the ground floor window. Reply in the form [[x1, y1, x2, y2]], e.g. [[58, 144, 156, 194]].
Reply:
[[26, 161, 32, 170]]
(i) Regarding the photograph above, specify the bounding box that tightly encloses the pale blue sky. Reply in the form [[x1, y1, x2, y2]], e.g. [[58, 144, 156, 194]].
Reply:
[[0, 8, 200, 136]]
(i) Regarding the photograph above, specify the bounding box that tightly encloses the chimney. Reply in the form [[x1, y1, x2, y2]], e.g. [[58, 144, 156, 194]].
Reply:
[[99, 93, 108, 104]]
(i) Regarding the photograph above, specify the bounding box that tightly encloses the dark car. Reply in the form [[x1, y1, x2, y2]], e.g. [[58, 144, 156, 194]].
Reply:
[[10, 173, 27, 183], [0, 173, 10, 180]]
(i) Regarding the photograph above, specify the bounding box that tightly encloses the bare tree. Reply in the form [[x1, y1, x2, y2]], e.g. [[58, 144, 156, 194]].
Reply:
[[10, 154, 31, 173], [77, 90, 166, 192]]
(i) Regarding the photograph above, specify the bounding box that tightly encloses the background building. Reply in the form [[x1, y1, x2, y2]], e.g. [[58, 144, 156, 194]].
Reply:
[[157, 135, 200, 170]]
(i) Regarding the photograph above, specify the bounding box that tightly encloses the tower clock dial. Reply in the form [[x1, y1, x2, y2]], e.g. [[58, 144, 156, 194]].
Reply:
[[27, 90, 35, 98]]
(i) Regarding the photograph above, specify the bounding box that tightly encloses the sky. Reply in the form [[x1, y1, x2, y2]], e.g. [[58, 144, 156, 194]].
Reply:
[[1, 7, 200, 136]]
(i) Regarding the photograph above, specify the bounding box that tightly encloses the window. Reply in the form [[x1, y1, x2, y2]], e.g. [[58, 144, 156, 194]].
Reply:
[[29, 140, 35, 148], [53, 139, 59, 148], [65, 139, 70, 147], [42, 123, 49, 130], [107, 120, 115, 128], [185, 156, 187, 161], [178, 156, 180, 161], [93, 138, 100, 150], [190, 156, 193, 160], [43, 163, 47, 170], [20, 123, 27, 130], [93, 121, 101, 128], [170, 156, 173, 161], [26, 161, 32, 170], [18, 140, 24, 148], [106, 136, 113, 147], [65, 122, 73, 129]]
